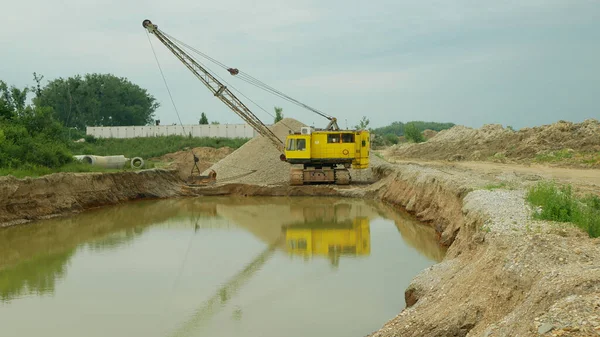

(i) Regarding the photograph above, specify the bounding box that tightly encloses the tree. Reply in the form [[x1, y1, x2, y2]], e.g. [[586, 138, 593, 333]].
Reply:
[[199, 112, 209, 124], [274, 106, 283, 123], [384, 133, 399, 145], [0, 79, 73, 169], [210, 120, 220, 125], [36, 73, 159, 130], [405, 122, 425, 143], [355, 116, 370, 130], [0, 80, 28, 120]]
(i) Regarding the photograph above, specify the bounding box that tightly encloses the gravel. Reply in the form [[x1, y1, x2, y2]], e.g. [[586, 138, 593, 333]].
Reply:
[[203, 118, 305, 185], [462, 189, 531, 233]]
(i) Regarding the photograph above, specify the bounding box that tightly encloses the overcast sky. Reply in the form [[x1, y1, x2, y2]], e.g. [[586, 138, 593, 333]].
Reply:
[[2, 0, 599, 129]]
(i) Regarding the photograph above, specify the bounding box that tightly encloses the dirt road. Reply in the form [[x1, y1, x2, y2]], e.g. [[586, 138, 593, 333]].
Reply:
[[385, 158, 600, 195]]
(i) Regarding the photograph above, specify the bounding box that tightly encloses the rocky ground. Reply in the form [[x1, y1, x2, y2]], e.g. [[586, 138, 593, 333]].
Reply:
[[364, 161, 600, 337]]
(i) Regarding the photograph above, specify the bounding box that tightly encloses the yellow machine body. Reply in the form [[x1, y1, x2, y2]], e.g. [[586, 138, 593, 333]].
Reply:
[[283, 217, 370, 266], [284, 129, 370, 185]]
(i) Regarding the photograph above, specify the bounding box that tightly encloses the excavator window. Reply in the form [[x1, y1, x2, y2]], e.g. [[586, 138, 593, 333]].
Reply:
[[327, 134, 340, 143], [341, 133, 354, 143], [287, 139, 297, 151], [297, 139, 306, 151], [287, 138, 306, 151]]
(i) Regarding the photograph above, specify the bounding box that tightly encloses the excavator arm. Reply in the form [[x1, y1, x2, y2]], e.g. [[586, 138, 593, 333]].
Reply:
[[143, 19, 285, 153]]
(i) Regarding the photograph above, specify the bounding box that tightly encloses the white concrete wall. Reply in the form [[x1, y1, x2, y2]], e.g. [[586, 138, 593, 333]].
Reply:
[[86, 124, 258, 139]]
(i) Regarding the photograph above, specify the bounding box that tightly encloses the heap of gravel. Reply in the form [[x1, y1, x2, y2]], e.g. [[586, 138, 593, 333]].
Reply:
[[204, 118, 385, 186], [203, 118, 305, 185], [463, 189, 531, 233]]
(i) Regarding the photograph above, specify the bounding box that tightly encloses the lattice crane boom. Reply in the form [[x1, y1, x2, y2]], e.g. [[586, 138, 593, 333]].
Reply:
[[143, 19, 285, 153]]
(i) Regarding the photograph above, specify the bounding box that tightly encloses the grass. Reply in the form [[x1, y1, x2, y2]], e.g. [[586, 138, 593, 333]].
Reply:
[[68, 135, 249, 159], [526, 180, 600, 238], [0, 163, 123, 178], [534, 149, 574, 163]]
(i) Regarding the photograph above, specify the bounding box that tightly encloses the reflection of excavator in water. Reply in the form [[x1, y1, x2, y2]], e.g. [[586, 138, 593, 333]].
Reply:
[[168, 205, 371, 337], [282, 217, 370, 267], [143, 20, 370, 186]]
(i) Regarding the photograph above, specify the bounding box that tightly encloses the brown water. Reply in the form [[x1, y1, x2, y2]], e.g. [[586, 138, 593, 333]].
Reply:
[[0, 197, 445, 337]]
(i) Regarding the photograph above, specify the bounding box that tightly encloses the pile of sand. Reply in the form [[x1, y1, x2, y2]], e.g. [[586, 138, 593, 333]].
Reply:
[[203, 118, 305, 185], [387, 119, 600, 165], [204, 118, 386, 185]]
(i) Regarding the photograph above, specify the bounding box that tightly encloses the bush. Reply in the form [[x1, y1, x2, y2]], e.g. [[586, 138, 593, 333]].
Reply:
[[526, 181, 600, 237], [383, 133, 399, 145], [405, 123, 425, 143]]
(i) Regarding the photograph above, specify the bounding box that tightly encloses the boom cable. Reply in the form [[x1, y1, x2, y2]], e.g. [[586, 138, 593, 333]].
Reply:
[[167, 36, 297, 135], [162, 31, 334, 122]]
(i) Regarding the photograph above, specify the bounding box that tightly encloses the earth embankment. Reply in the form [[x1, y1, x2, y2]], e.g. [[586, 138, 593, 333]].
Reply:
[[0, 169, 185, 227]]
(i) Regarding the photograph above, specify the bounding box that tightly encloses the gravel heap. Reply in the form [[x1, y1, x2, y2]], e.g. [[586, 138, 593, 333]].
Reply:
[[204, 118, 386, 185], [203, 118, 305, 185], [386, 118, 600, 164]]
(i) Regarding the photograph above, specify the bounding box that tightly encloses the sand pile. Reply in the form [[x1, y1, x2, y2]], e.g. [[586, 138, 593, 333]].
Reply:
[[152, 147, 234, 181], [387, 119, 600, 165], [205, 118, 385, 185], [203, 118, 305, 185]]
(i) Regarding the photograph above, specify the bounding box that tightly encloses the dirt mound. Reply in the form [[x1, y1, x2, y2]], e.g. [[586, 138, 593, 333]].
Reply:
[[203, 118, 304, 185], [387, 119, 600, 166], [205, 118, 385, 185], [152, 147, 233, 181]]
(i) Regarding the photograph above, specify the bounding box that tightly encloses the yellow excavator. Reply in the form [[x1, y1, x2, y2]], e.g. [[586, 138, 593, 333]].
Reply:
[[143, 20, 370, 185]]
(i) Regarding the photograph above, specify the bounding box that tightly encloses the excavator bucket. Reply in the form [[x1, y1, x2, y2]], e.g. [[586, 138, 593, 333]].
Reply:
[[187, 169, 217, 186]]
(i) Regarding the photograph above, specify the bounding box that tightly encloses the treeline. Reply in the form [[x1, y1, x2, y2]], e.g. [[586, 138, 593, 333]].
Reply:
[[370, 121, 455, 146], [371, 121, 455, 136], [1, 73, 160, 171]]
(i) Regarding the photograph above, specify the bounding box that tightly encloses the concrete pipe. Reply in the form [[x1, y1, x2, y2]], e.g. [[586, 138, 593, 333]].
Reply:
[[130, 157, 145, 169], [81, 155, 128, 169]]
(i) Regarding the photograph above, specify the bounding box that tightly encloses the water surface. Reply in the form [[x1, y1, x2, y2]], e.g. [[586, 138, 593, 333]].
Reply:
[[0, 197, 445, 337]]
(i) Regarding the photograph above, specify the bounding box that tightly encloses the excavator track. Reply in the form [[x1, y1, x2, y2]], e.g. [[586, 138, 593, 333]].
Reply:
[[334, 169, 351, 185], [290, 168, 304, 186]]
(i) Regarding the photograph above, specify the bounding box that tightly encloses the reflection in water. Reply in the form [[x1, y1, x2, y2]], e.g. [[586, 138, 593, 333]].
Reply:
[[0, 250, 74, 302], [283, 215, 371, 267], [0, 200, 183, 302], [0, 196, 447, 337]]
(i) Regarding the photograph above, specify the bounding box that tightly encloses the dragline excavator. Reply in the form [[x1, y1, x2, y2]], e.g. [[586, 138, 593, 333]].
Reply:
[[143, 20, 370, 185]]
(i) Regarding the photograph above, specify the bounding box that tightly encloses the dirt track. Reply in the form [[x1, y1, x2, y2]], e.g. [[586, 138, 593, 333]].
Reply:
[[387, 158, 600, 196]]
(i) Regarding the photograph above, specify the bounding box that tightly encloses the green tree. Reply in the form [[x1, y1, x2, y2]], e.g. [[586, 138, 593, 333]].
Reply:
[[274, 106, 283, 123], [355, 116, 370, 130], [405, 122, 425, 143], [36, 73, 159, 130], [0, 80, 29, 120], [384, 133, 399, 145], [210, 121, 220, 125], [199, 112, 209, 124]]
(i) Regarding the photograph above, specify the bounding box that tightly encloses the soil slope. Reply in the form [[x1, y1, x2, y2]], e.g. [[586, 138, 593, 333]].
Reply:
[[387, 119, 600, 167], [0, 169, 185, 227]]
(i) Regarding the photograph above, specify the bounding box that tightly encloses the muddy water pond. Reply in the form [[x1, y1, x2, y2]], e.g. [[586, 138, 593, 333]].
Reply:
[[0, 197, 445, 337]]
